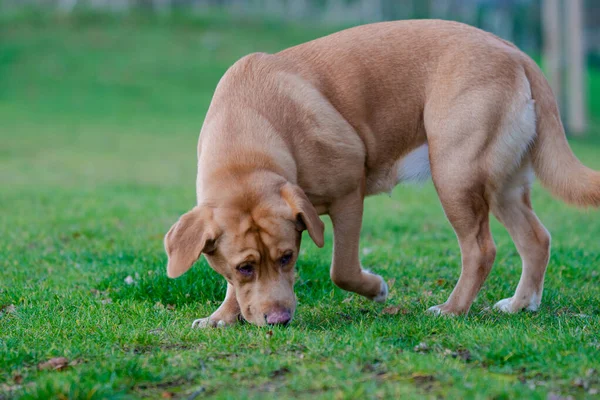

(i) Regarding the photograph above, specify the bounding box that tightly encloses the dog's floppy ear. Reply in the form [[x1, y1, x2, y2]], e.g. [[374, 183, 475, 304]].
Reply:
[[281, 183, 325, 248], [164, 206, 219, 278]]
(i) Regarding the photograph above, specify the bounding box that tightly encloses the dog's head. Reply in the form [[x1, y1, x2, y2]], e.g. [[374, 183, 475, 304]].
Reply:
[[164, 179, 324, 326]]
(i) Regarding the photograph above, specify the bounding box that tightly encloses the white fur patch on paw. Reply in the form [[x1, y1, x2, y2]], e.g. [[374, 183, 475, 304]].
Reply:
[[191, 317, 228, 329], [426, 304, 459, 317], [427, 305, 443, 315], [494, 298, 517, 313], [372, 277, 388, 303], [191, 317, 211, 329], [494, 295, 541, 313]]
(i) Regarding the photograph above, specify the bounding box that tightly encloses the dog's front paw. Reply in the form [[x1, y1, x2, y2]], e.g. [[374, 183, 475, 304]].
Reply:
[[371, 276, 389, 303], [426, 303, 463, 316], [191, 316, 238, 329], [191, 317, 223, 329]]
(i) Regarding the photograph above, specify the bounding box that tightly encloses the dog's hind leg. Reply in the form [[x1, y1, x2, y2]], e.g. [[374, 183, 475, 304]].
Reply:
[[192, 282, 241, 328], [423, 97, 505, 315], [425, 68, 539, 315], [328, 184, 388, 302], [490, 162, 551, 313], [426, 173, 497, 315]]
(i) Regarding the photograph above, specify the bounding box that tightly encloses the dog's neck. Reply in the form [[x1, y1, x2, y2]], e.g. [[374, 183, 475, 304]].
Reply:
[[197, 165, 290, 208]]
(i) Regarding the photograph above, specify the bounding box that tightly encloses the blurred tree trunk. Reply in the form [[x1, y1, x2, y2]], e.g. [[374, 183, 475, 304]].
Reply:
[[542, 0, 564, 118], [565, 0, 587, 134]]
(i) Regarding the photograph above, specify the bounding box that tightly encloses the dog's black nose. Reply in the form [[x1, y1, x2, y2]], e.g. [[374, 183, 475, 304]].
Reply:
[[265, 309, 291, 326]]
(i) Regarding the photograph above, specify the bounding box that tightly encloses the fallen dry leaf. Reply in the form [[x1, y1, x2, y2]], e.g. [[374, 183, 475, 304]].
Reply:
[[387, 278, 396, 289], [411, 372, 436, 389], [266, 330, 273, 338], [38, 357, 69, 371], [161, 391, 174, 398], [13, 374, 22, 384], [412, 373, 435, 383], [381, 306, 407, 315], [342, 297, 353, 304]]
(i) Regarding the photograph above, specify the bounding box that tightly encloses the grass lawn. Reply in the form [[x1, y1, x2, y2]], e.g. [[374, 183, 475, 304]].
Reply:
[[1, 14, 599, 399]]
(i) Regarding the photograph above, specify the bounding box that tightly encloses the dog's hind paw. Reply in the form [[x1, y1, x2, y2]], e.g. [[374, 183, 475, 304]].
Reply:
[[427, 304, 444, 315], [494, 298, 517, 313], [372, 277, 389, 303], [494, 295, 540, 313]]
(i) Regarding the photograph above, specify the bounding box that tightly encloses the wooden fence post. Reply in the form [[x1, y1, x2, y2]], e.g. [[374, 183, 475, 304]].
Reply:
[[565, 0, 587, 135], [542, 0, 564, 121]]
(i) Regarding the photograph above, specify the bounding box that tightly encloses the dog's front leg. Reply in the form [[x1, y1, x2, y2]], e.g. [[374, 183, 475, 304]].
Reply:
[[328, 186, 388, 302], [192, 282, 241, 328]]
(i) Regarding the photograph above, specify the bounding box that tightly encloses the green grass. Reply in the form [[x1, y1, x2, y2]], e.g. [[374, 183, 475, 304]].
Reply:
[[1, 14, 600, 399]]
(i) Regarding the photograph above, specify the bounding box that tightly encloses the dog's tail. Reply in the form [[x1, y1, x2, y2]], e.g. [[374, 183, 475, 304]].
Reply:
[[524, 58, 600, 207]]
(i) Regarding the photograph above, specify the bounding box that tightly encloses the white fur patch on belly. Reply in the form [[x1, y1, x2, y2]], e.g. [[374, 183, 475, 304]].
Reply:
[[397, 143, 431, 183]]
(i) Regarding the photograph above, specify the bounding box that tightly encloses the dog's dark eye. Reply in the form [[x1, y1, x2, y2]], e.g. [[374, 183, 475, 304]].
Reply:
[[279, 252, 293, 267], [236, 263, 254, 277]]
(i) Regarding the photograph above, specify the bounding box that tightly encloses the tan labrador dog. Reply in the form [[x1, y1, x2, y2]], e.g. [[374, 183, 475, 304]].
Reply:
[[164, 20, 600, 327]]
